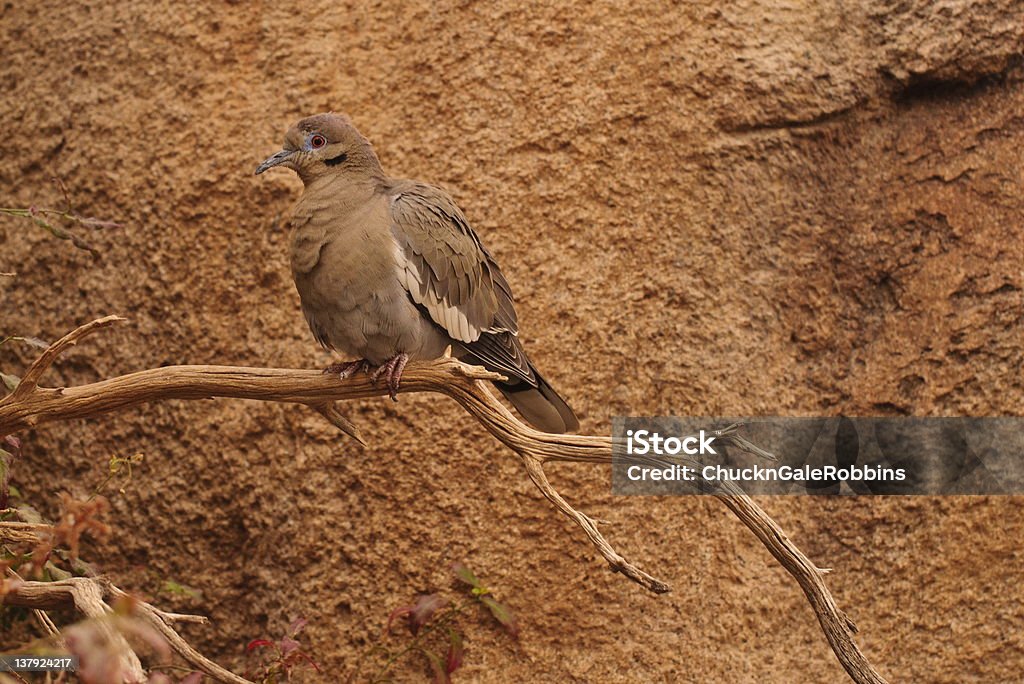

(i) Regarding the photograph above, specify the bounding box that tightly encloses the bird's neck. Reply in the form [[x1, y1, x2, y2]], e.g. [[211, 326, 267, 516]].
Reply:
[[300, 172, 383, 207]]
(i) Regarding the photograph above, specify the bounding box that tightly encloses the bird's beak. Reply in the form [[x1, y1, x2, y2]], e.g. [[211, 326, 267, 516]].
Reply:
[[255, 149, 296, 175]]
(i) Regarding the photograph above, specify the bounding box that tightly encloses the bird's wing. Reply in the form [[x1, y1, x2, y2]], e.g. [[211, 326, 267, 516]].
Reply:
[[388, 182, 533, 385]]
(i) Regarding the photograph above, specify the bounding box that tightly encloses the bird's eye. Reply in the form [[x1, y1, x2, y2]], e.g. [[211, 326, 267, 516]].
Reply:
[[310, 135, 327, 149]]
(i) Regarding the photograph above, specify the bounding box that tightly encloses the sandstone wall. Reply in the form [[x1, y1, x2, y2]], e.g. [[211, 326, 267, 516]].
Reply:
[[2, 1, 1022, 681]]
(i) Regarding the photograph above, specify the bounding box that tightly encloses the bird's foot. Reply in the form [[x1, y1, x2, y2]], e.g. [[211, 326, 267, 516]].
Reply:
[[369, 352, 409, 401], [323, 359, 371, 380]]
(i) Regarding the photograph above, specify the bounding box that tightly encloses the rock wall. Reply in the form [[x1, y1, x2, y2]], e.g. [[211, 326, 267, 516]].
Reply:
[[1, 1, 1022, 681]]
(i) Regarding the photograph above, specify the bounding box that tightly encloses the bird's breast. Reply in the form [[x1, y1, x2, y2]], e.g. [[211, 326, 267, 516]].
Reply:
[[287, 191, 432, 361], [291, 194, 398, 304]]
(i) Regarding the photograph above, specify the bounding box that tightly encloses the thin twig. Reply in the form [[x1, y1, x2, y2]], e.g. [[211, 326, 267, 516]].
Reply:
[[521, 456, 670, 593], [6, 315, 124, 402], [104, 582, 253, 684], [0, 202, 119, 259], [152, 610, 210, 625]]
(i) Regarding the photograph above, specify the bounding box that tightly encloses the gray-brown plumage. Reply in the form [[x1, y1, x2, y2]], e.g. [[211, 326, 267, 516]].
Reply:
[[256, 113, 579, 433]]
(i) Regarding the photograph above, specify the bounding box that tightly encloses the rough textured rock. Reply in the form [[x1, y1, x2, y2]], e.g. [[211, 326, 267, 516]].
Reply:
[[1, 1, 1022, 681]]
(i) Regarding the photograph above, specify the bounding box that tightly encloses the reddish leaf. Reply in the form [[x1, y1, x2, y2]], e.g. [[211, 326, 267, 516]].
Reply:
[[452, 563, 481, 589], [387, 605, 413, 634], [388, 593, 446, 635], [287, 616, 308, 637], [289, 649, 322, 673], [409, 593, 446, 635], [78, 217, 122, 229], [246, 639, 275, 653], [178, 673, 204, 684], [246, 620, 320, 681], [481, 596, 519, 637], [279, 636, 300, 656], [445, 629, 465, 675], [423, 649, 450, 684]]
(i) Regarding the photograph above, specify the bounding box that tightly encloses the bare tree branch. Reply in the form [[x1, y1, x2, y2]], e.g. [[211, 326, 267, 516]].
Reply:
[[2, 577, 146, 682], [0, 317, 889, 684], [0, 521, 48, 545], [2, 577, 254, 684]]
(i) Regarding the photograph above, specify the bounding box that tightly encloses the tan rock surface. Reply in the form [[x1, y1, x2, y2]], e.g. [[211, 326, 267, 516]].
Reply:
[[1, 1, 1022, 681]]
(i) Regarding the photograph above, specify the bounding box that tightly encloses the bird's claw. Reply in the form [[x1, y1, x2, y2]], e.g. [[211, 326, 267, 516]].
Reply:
[[370, 353, 409, 401], [323, 359, 370, 379]]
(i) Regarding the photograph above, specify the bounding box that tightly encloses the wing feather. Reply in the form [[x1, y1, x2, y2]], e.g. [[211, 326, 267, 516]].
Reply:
[[389, 182, 530, 384]]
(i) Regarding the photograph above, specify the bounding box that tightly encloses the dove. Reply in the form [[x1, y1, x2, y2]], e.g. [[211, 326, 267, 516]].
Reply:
[[256, 113, 579, 433]]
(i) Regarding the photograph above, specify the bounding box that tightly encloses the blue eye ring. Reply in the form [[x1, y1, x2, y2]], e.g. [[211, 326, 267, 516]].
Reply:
[[310, 135, 327, 149]]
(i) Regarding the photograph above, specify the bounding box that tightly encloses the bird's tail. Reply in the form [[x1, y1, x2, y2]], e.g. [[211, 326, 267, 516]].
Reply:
[[495, 369, 580, 434]]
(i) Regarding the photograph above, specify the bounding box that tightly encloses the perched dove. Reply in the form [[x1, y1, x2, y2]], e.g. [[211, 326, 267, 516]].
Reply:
[[256, 113, 579, 433]]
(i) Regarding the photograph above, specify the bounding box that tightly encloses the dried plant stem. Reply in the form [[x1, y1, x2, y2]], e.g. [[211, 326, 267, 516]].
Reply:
[[0, 317, 888, 684]]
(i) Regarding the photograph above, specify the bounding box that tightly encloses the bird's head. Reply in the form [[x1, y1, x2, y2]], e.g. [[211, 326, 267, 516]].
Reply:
[[255, 112, 382, 183]]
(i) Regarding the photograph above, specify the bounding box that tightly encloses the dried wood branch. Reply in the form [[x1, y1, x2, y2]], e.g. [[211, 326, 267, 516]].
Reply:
[[2, 576, 254, 684], [2, 577, 146, 682], [0, 521, 48, 545], [0, 318, 888, 684]]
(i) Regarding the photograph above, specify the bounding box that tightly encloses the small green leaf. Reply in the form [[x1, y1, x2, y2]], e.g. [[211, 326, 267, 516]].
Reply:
[[70, 557, 97, 577], [452, 562, 481, 589], [161, 579, 203, 600], [16, 504, 43, 524], [43, 561, 72, 581], [480, 596, 519, 637]]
